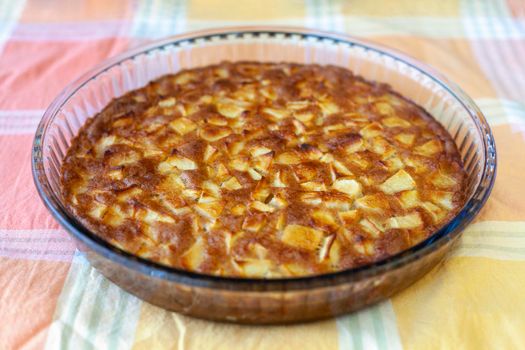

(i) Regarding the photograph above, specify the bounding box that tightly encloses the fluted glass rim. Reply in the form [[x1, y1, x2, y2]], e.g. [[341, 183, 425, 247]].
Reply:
[[32, 26, 497, 291]]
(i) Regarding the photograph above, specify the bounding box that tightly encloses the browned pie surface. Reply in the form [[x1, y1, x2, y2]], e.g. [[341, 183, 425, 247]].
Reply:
[[61, 62, 466, 278]]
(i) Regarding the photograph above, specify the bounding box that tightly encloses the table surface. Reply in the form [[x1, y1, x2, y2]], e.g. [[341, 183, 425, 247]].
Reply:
[[1, 0, 525, 349]]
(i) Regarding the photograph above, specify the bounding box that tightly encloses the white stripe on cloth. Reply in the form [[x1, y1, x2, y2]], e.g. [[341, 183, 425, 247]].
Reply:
[[0, 110, 44, 135], [0, 229, 75, 262], [11, 21, 131, 41], [462, 0, 525, 102]]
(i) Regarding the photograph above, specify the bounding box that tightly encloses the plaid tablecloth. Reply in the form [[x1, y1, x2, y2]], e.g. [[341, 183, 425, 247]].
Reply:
[[1, 0, 525, 349]]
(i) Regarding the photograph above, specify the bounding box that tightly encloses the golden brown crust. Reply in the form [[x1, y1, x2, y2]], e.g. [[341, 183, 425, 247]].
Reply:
[[61, 62, 466, 277]]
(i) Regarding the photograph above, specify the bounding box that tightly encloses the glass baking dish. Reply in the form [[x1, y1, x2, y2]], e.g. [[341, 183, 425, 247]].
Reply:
[[32, 26, 496, 324]]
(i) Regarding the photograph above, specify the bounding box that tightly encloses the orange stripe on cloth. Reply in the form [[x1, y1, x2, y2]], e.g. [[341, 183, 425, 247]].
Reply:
[[475, 124, 525, 222], [506, 0, 525, 18], [0, 135, 60, 229], [0, 257, 70, 350], [20, 0, 133, 23], [0, 39, 130, 110], [369, 37, 498, 99]]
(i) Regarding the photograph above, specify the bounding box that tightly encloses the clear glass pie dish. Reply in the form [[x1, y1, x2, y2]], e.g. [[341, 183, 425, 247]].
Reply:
[[32, 26, 496, 324]]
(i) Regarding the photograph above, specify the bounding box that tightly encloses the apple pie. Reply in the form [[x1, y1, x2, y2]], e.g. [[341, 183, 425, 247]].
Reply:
[[61, 62, 466, 277]]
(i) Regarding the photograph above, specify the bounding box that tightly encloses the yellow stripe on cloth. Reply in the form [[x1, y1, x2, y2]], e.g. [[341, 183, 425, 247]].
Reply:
[[393, 220, 525, 349], [132, 303, 339, 350], [187, 0, 305, 21], [340, 0, 460, 17], [393, 256, 525, 349]]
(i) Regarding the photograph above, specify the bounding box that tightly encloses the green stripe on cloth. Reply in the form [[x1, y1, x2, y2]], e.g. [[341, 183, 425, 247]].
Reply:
[[452, 221, 525, 261], [0, 0, 14, 22], [83, 278, 111, 350], [64, 266, 105, 349], [107, 285, 141, 350], [0, 0, 26, 53], [304, 0, 344, 32], [0, 0, 25, 22], [101, 282, 142, 350], [475, 98, 525, 126], [132, 0, 187, 38], [337, 301, 402, 350], [371, 307, 388, 350], [45, 254, 142, 350], [45, 253, 92, 349], [337, 312, 363, 350]]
